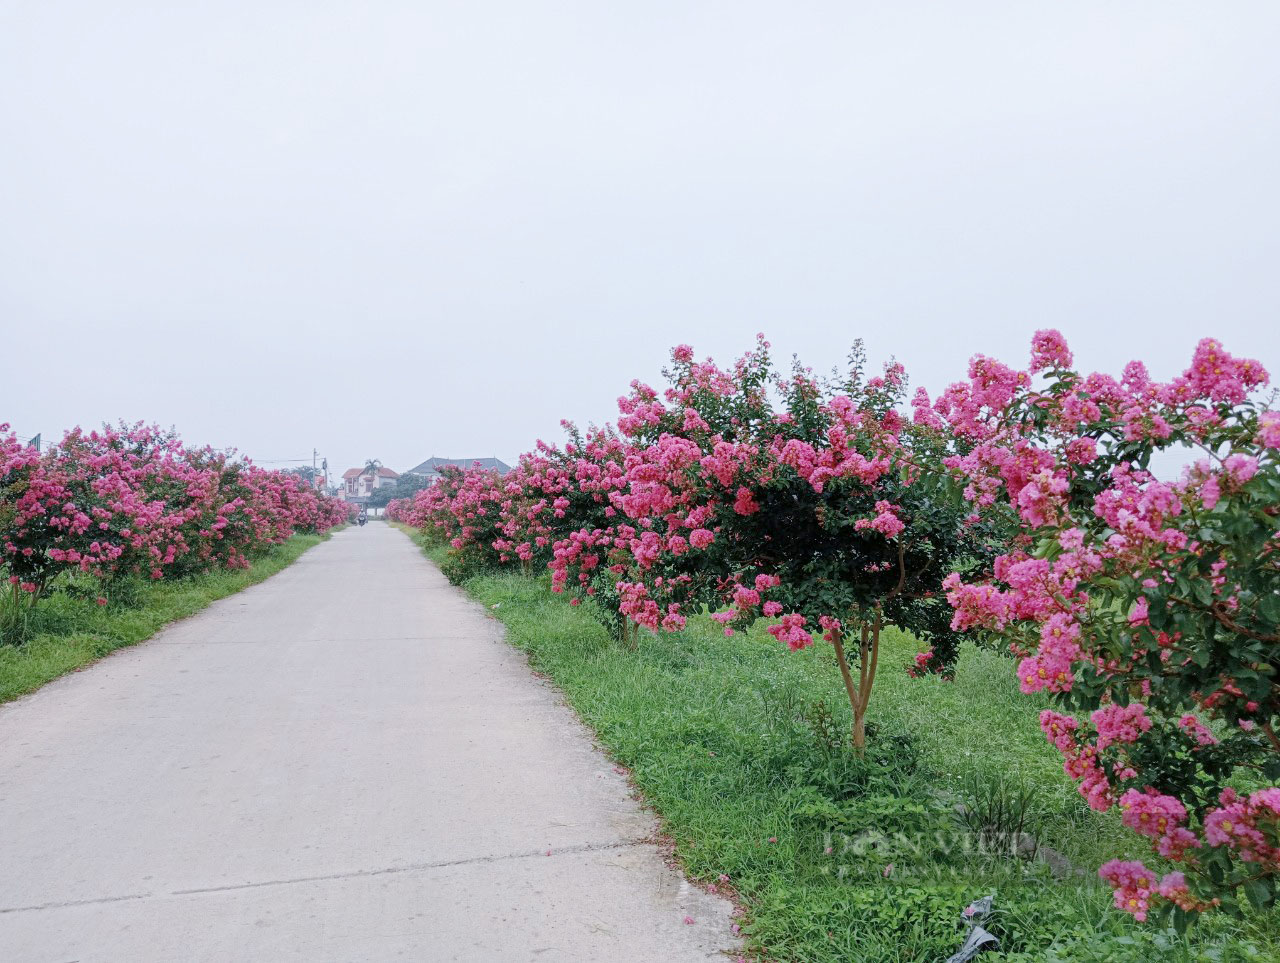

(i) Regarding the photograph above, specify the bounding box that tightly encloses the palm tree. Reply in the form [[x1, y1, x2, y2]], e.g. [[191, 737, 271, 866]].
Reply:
[[361, 458, 382, 478]]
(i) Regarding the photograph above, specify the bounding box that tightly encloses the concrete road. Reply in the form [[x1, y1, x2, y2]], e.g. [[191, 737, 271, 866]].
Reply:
[[0, 523, 737, 962]]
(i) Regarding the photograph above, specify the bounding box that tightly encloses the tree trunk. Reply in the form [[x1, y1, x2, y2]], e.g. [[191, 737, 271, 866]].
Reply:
[[621, 620, 639, 650], [829, 628, 863, 754], [829, 619, 880, 755]]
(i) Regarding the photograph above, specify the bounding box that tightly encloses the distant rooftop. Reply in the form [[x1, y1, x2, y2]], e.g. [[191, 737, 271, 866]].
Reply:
[[405, 456, 512, 476], [342, 466, 401, 479]]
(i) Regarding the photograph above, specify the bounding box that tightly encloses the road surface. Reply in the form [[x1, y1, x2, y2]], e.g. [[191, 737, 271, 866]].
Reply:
[[0, 523, 737, 961]]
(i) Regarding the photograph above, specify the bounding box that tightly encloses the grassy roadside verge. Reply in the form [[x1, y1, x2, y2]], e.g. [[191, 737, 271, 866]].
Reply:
[[1, 530, 334, 704], [391, 522, 1278, 962]]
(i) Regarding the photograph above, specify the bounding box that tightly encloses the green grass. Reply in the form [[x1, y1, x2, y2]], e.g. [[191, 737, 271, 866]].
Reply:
[[392, 524, 1280, 962], [0, 533, 329, 703]]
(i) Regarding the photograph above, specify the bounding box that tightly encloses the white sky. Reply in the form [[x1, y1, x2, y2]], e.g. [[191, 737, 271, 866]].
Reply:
[[2, 2, 1277, 480]]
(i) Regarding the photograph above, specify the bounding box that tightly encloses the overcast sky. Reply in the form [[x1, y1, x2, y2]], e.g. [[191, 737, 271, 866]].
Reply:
[[2, 2, 1277, 480]]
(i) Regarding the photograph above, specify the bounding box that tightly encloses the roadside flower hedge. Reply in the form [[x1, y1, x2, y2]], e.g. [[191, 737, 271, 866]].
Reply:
[[388, 331, 1278, 926], [1, 422, 351, 639]]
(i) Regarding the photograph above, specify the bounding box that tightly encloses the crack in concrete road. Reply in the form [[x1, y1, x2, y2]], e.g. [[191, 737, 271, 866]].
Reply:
[[0, 892, 156, 917], [0, 839, 650, 915], [150, 635, 486, 646]]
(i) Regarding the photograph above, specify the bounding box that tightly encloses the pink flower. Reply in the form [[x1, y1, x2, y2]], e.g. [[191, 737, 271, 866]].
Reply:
[[1030, 329, 1073, 372], [1064, 437, 1098, 464], [754, 573, 780, 592], [1178, 713, 1218, 747], [1157, 871, 1205, 912], [732, 487, 760, 516], [1258, 410, 1280, 448], [1183, 338, 1268, 404], [1223, 453, 1258, 486], [1099, 859, 1157, 921], [1118, 788, 1188, 841], [1200, 474, 1221, 509], [1092, 702, 1152, 750], [766, 614, 812, 650], [853, 500, 905, 539]]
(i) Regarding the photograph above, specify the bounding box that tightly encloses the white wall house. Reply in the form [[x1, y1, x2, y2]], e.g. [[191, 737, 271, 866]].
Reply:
[[342, 466, 400, 501]]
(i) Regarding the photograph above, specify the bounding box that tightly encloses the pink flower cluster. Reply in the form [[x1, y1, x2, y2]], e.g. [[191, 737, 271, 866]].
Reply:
[[1098, 860, 1161, 922], [854, 501, 905, 539], [766, 613, 812, 651]]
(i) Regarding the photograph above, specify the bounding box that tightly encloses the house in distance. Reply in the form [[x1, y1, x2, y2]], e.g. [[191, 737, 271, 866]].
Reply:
[[342, 465, 400, 502], [404, 456, 512, 484]]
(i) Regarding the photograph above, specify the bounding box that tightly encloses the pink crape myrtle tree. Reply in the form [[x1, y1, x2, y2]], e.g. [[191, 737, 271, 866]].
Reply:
[[931, 331, 1280, 926], [594, 338, 994, 750]]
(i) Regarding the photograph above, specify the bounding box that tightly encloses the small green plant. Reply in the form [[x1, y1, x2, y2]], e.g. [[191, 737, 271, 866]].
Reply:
[[799, 698, 845, 758], [954, 770, 1042, 860], [1, 579, 40, 646]]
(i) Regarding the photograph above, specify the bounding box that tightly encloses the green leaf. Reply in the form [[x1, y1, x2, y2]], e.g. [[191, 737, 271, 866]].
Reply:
[[1260, 592, 1280, 622], [1244, 878, 1272, 911]]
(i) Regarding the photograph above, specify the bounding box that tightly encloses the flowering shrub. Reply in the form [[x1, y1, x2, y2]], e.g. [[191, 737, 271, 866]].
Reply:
[[932, 333, 1280, 924], [577, 339, 991, 745], [1, 422, 351, 641]]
